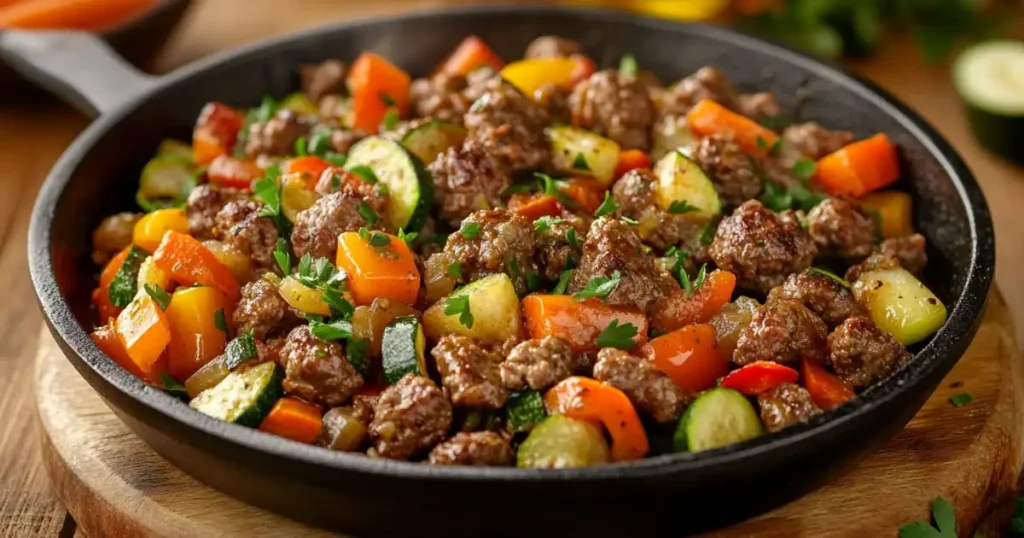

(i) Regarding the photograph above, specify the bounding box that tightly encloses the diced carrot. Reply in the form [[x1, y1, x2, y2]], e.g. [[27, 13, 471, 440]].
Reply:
[[814, 133, 900, 197], [545, 376, 649, 461], [522, 295, 648, 353], [641, 324, 725, 393], [192, 102, 245, 166], [720, 361, 799, 396], [440, 36, 504, 76], [559, 177, 605, 213], [283, 156, 333, 190], [686, 99, 779, 158], [258, 397, 323, 444], [92, 322, 147, 380], [115, 294, 171, 377], [153, 231, 240, 304], [802, 359, 855, 410], [207, 154, 262, 191], [614, 149, 652, 180], [93, 246, 131, 323], [0, 0, 158, 30], [860, 190, 913, 239], [132, 208, 189, 253], [650, 270, 736, 333], [164, 286, 230, 381], [347, 52, 411, 134], [509, 194, 561, 220], [336, 231, 420, 306]]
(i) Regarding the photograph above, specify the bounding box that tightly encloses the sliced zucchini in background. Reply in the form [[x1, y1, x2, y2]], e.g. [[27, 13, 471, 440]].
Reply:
[[280, 92, 319, 116], [189, 361, 283, 427], [954, 41, 1024, 166], [517, 415, 610, 468], [400, 120, 467, 165], [136, 155, 197, 212], [674, 387, 762, 453], [852, 266, 947, 346], [654, 150, 721, 219], [345, 136, 434, 232], [156, 139, 194, 162], [381, 316, 428, 384], [547, 126, 621, 186]]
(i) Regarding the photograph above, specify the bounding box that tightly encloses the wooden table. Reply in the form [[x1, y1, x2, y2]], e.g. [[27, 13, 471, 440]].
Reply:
[[0, 2, 1020, 535]]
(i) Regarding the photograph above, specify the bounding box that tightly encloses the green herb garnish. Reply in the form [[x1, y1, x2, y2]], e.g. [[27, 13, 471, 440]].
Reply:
[[534, 216, 564, 234], [596, 320, 639, 350], [144, 284, 171, 310], [382, 109, 400, 132], [667, 199, 698, 214], [107, 246, 147, 308], [448, 260, 463, 279], [594, 191, 620, 218], [898, 497, 957, 538], [252, 166, 291, 236], [552, 270, 572, 295], [572, 152, 590, 171], [572, 270, 621, 301], [397, 228, 418, 247], [214, 308, 229, 336], [224, 330, 257, 370], [358, 202, 380, 225], [793, 158, 817, 181], [679, 263, 708, 298], [807, 267, 851, 288], [309, 319, 353, 341], [444, 295, 474, 328], [949, 393, 973, 408], [618, 54, 638, 79], [368, 232, 391, 247], [566, 227, 581, 249], [379, 92, 396, 107], [308, 128, 333, 158], [273, 237, 291, 276], [348, 165, 378, 184], [158, 372, 189, 401], [460, 222, 481, 239]]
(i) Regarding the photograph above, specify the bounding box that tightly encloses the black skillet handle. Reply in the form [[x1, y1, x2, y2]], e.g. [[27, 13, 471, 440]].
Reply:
[[0, 30, 157, 118]]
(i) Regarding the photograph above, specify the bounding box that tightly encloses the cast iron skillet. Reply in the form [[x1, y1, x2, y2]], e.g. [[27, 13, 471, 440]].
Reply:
[[8, 5, 994, 537]]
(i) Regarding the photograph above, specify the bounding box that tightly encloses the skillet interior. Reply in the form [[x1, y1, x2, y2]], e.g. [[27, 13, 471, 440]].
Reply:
[[30, 6, 993, 536]]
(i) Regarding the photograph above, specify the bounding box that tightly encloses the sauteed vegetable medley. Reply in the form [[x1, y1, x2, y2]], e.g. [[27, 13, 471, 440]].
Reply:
[[89, 35, 947, 467]]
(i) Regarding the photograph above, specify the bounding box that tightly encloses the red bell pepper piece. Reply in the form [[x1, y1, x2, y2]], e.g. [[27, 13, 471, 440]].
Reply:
[[508, 194, 561, 220], [720, 361, 799, 396], [206, 154, 262, 190], [193, 102, 245, 166], [802, 359, 855, 410], [440, 35, 504, 76], [650, 269, 736, 333], [614, 149, 651, 180], [153, 231, 240, 304], [523, 295, 648, 353], [640, 324, 726, 393]]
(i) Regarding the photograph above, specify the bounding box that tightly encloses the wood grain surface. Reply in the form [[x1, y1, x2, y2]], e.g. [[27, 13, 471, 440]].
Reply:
[[0, 1, 1021, 536], [34, 291, 1023, 538]]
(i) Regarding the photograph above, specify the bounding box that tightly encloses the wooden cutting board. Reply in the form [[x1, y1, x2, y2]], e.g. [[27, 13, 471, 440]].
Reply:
[[35, 290, 1023, 538]]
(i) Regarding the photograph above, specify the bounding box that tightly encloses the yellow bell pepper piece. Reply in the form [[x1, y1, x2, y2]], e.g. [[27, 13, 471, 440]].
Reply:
[[860, 190, 914, 239], [563, 0, 730, 21], [133, 208, 189, 252], [115, 294, 171, 375], [164, 286, 230, 381], [500, 57, 582, 97]]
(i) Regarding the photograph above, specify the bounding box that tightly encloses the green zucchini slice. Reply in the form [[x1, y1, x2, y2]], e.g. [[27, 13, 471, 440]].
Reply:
[[136, 155, 197, 212], [189, 361, 283, 427], [954, 41, 1024, 165], [654, 150, 721, 219], [400, 120, 467, 165], [674, 387, 762, 453], [345, 136, 434, 232], [381, 316, 428, 384], [517, 415, 610, 468], [156, 139, 194, 162], [506, 391, 547, 433]]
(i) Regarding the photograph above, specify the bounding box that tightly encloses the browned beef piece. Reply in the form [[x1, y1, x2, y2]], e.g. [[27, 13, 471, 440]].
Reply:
[[709, 200, 818, 295], [501, 336, 576, 391], [300, 59, 347, 103], [534, 83, 572, 124], [592, 348, 686, 423], [280, 325, 364, 408], [409, 72, 470, 123], [782, 122, 854, 160], [734, 298, 829, 366], [463, 66, 498, 103], [256, 336, 286, 365], [845, 253, 902, 283], [215, 200, 279, 271], [569, 70, 655, 151], [464, 78, 550, 170], [737, 92, 781, 121], [432, 335, 507, 410], [568, 217, 678, 312], [532, 210, 587, 281], [428, 141, 513, 227], [686, 134, 762, 209], [524, 36, 582, 59], [245, 109, 316, 157], [767, 271, 863, 327], [369, 374, 452, 460], [427, 431, 514, 466], [806, 198, 878, 261], [91, 212, 142, 265], [186, 183, 246, 239], [329, 128, 367, 155], [611, 168, 703, 250], [233, 278, 301, 340], [346, 394, 378, 426], [757, 382, 821, 433], [659, 67, 740, 117], [290, 189, 389, 261], [443, 208, 537, 296], [879, 233, 928, 275], [828, 316, 911, 389]]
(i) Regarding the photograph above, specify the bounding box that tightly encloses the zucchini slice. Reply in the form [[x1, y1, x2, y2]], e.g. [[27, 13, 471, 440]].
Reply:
[[381, 316, 428, 384], [345, 136, 434, 232], [184, 354, 230, 398], [517, 415, 610, 468], [189, 361, 283, 427], [546, 126, 621, 186], [400, 120, 467, 165], [654, 150, 721, 219], [954, 41, 1024, 165], [136, 155, 197, 212], [852, 266, 947, 345], [506, 391, 547, 433], [156, 139, 194, 162], [674, 387, 762, 453]]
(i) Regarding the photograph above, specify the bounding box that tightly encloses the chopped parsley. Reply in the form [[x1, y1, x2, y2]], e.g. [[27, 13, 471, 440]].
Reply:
[[252, 166, 291, 236], [460, 222, 481, 239], [667, 199, 698, 214], [449, 260, 463, 279], [700, 223, 717, 245], [379, 92, 396, 107], [235, 95, 278, 156], [294, 135, 309, 157], [552, 270, 572, 294], [807, 267, 851, 289], [566, 227, 581, 249], [348, 164, 378, 184], [368, 232, 391, 247], [680, 263, 708, 298], [667, 248, 689, 287], [224, 330, 257, 370], [594, 191, 620, 218], [273, 237, 291, 276], [761, 181, 825, 213], [295, 254, 352, 320], [214, 308, 228, 336], [948, 393, 973, 408], [324, 152, 347, 168], [755, 135, 783, 155], [321, 287, 354, 320], [621, 216, 639, 225], [534, 216, 564, 233], [358, 202, 380, 225], [898, 497, 957, 538], [309, 319, 353, 341], [618, 54, 638, 79], [596, 320, 639, 350], [158, 372, 189, 401], [397, 228, 418, 247], [144, 284, 172, 310], [526, 271, 542, 292], [444, 295, 474, 328], [572, 152, 590, 171], [307, 128, 333, 158], [382, 109, 400, 132], [107, 246, 147, 308], [535, 172, 577, 208], [793, 158, 817, 181], [572, 270, 621, 301], [346, 338, 370, 376]]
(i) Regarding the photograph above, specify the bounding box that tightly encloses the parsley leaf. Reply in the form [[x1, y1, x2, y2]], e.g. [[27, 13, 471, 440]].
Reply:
[[273, 237, 291, 276], [449, 260, 462, 279], [534, 216, 564, 233], [444, 295, 474, 328], [594, 191, 620, 218], [526, 272, 542, 292], [552, 270, 572, 294], [572, 152, 590, 171], [618, 54, 638, 79], [807, 267, 851, 289], [348, 165, 378, 184], [596, 320, 639, 350], [252, 166, 291, 236], [700, 223, 717, 245], [346, 338, 370, 376], [756, 135, 769, 150], [108, 246, 146, 308], [224, 330, 257, 370], [368, 232, 391, 247], [325, 152, 347, 168], [397, 228, 418, 247], [898, 497, 958, 538], [460, 222, 481, 239], [679, 263, 707, 298], [321, 287, 354, 320], [667, 199, 698, 214], [358, 227, 370, 242], [382, 109, 400, 132], [621, 216, 639, 225], [572, 270, 621, 301], [379, 92, 396, 107], [566, 227, 581, 249], [793, 158, 817, 181], [534, 172, 577, 209], [307, 127, 333, 158], [214, 308, 229, 336], [158, 372, 189, 401], [358, 202, 380, 225], [760, 181, 793, 212], [294, 135, 308, 157], [144, 284, 171, 310], [309, 319, 353, 341], [949, 393, 973, 407]]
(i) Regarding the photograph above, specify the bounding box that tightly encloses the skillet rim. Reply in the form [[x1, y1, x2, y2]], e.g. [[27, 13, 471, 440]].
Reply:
[[28, 4, 994, 482]]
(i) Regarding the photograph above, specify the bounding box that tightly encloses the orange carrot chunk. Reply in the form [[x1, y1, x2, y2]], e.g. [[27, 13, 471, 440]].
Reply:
[[559, 177, 605, 213], [115, 294, 171, 378], [336, 231, 420, 306], [0, 0, 158, 30], [814, 133, 900, 197], [686, 99, 779, 158], [509, 194, 561, 220], [650, 269, 736, 333], [802, 359, 855, 410], [545, 376, 649, 461], [347, 52, 411, 134], [640, 324, 726, 393], [93, 246, 132, 323], [523, 295, 648, 353], [153, 231, 241, 304], [440, 36, 504, 76], [613, 149, 652, 180], [258, 397, 324, 444], [92, 322, 148, 380]]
